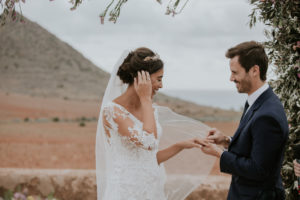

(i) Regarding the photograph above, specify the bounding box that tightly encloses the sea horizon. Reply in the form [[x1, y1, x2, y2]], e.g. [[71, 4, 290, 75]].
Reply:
[[161, 89, 247, 111]]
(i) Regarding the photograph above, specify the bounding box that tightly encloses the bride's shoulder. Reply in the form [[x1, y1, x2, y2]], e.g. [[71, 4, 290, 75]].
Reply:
[[102, 101, 117, 113], [102, 101, 127, 114], [102, 101, 114, 108]]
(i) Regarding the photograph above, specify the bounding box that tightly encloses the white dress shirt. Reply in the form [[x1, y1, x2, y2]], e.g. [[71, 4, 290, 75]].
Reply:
[[245, 83, 269, 114]]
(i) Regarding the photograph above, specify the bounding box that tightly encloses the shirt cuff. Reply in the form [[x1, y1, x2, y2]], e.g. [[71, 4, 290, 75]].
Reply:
[[223, 136, 232, 151]]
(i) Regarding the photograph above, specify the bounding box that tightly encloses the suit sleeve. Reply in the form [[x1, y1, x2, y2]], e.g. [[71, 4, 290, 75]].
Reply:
[[220, 115, 285, 181]]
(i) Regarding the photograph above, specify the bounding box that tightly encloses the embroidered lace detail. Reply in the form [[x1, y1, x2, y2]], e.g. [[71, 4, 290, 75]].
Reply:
[[101, 101, 166, 200]]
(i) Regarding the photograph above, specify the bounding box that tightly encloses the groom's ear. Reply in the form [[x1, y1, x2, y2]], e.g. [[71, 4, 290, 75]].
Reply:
[[250, 65, 260, 78]]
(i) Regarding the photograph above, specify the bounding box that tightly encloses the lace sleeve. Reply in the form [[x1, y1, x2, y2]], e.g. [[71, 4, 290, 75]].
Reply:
[[103, 104, 157, 150]]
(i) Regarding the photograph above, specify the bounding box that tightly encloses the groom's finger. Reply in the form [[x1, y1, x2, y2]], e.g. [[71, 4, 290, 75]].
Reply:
[[208, 128, 217, 135], [201, 138, 214, 144], [194, 139, 209, 146], [206, 139, 215, 143], [207, 135, 217, 141], [207, 128, 217, 136], [201, 146, 210, 154]]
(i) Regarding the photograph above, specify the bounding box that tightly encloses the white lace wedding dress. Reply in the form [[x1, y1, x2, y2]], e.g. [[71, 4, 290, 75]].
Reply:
[[101, 101, 167, 200]]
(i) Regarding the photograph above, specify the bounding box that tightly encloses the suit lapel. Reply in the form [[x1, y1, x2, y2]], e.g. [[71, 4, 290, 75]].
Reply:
[[229, 87, 274, 150]]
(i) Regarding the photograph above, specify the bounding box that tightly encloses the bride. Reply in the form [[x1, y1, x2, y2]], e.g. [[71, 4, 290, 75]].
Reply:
[[96, 47, 215, 200]]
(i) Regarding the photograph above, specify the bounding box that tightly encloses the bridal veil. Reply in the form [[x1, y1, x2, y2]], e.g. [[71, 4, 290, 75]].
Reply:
[[96, 51, 216, 200]]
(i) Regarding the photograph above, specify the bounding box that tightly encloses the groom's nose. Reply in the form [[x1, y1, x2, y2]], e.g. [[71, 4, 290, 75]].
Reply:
[[230, 74, 235, 82]]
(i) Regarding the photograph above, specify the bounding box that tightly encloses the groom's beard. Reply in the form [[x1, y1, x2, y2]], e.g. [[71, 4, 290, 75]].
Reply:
[[235, 77, 252, 94]]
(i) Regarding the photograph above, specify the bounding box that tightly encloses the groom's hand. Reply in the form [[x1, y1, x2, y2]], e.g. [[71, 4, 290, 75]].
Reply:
[[207, 128, 230, 149], [194, 138, 213, 147], [201, 143, 223, 158]]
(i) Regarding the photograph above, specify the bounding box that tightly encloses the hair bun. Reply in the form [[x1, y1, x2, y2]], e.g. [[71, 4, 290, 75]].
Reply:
[[117, 52, 135, 84], [117, 48, 164, 85]]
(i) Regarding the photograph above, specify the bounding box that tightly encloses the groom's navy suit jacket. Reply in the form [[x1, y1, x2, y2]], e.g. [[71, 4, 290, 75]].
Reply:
[[220, 87, 289, 200]]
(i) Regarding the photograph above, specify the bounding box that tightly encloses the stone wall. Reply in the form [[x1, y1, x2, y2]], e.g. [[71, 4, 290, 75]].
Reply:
[[0, 168, 230, 200]]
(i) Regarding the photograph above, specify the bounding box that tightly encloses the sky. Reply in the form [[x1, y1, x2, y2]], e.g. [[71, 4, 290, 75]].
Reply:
[[18, 0, 267, 91]]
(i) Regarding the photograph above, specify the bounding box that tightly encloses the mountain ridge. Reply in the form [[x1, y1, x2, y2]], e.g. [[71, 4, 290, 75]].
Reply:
[[0, 15, 240, 121]]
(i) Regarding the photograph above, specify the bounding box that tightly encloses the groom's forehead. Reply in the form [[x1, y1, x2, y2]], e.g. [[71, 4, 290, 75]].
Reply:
[[230, 56, 240, 64], [230, 58, 243, 68]]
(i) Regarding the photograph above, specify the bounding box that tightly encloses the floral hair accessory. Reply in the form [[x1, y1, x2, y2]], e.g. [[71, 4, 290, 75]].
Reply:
[[143, 54, 160, 62]]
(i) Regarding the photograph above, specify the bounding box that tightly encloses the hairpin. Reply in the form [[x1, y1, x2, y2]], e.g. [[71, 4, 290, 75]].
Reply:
[[144, 54, 160, 61]]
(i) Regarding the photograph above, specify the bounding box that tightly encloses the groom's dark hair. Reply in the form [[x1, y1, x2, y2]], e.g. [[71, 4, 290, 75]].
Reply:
[[225, 41, 268, 81], [117, 47, 164, 85]]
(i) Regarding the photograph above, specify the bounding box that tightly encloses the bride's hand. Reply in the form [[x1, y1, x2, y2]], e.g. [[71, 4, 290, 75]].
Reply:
[[134, 71, 152, 101], [177, 138, 211, 149]]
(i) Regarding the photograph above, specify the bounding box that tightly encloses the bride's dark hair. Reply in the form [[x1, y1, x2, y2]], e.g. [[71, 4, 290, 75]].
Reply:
[[117, 47, 164, 85]]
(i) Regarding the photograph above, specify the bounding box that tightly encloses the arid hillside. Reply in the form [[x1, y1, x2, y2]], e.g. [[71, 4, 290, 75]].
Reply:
[[0, 16, 241, 121]]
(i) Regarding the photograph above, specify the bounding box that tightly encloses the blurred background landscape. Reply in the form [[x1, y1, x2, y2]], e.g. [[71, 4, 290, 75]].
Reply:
[[0, 15, 240, 170], [0, 0, 268, 199]]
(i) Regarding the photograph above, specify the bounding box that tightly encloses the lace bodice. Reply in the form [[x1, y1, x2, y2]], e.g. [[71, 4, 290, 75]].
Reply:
[[101, 101, 166, 200]]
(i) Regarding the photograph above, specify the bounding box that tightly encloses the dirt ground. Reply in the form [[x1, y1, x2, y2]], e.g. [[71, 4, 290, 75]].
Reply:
[[0, 92, 239, 176]]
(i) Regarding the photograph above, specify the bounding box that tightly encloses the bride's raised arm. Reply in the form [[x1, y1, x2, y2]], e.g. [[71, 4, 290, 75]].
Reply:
[[156, 138, 209, 165], [134, 71, 158, 138]]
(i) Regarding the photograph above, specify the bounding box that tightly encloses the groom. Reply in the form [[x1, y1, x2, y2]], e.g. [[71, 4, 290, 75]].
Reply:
[[200, 41, 289, 200]]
